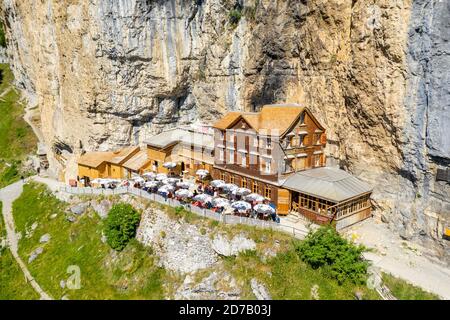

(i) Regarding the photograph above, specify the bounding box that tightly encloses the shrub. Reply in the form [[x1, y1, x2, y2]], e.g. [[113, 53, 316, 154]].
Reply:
[[104, 203, 141, 251], [296, 226, 368, 284], [229, 9, 242, 27]]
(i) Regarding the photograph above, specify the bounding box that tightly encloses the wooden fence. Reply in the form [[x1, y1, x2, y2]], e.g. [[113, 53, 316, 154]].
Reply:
[[59, 186, 308, 239]]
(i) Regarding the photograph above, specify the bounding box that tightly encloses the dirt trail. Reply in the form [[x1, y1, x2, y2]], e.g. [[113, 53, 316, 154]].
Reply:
[[0, 179, 53, 300]]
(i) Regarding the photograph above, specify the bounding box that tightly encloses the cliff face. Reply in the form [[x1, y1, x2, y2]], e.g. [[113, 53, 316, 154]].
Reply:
[[1, 0, 449, 260]]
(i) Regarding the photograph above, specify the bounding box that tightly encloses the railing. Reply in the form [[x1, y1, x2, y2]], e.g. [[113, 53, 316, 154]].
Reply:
[[59, 186, 308, 239]]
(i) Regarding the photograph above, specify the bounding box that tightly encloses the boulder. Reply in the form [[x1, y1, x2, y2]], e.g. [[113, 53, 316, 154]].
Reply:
[[91, 199, 112, 219], [70, 203, 88, 215], [39, 233, 51, 243], [28, 247, 43, 263], [66, 215, 76, 223]]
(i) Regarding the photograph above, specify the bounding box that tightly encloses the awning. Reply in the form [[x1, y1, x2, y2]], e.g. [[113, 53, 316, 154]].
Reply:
[[282, 167, 372, 203]]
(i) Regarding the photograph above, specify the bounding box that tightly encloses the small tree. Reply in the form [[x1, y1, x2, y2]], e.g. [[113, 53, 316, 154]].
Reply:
[[296, 226, 368, 284], [104, 203, 140, 251]]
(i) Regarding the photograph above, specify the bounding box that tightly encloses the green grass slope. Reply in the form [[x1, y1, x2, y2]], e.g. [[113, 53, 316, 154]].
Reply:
[[0, 202, 39, 300], [0, 64, 37, 187]]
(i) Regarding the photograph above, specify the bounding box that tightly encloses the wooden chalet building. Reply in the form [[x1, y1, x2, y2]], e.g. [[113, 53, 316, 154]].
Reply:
[[212, 104, 372, 228], [144, 125, 214, 177]]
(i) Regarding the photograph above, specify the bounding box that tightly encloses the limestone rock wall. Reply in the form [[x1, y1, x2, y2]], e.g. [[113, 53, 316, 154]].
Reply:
[[0, 0, 448, 260]]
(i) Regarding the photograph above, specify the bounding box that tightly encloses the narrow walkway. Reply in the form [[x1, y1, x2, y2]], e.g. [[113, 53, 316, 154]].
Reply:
[[343, 219, 450, 300], [0, 179, 52, 300]]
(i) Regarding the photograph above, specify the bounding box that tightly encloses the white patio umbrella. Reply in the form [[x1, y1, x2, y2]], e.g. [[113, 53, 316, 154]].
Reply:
[[164, 177, 179, 185], [196, 169, 209, 177], [193, 194, 212, 203], [163, 162, 177, 169], [91, 178, 102, 184], [176, 181, 193, 189], [145, 181, 159, 188], [210, 179, 225, 188], [231, 201, 251, 212], [175, 189, 193, 199], [142, 172, 156, 179], [234, 187, 251, 196], [254, 204, 275, 215], [212, 197, 230, 208], [223, 183, 238, 193], [133, 176, 145, 183], [245, 193, 265, 202], [158, 184, 175, 194], [155, 173, 168, 181]]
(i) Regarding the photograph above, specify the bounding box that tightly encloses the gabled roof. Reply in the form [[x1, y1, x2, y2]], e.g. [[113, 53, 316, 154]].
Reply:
[[78, 146, 140, 168], [109, 146, 140, 165], [212, 112, 243, 130], [78, 151, 114, 168], [282, 167, 372, 203], [122, 150, 150, 171], [212, 104, 321, 136]]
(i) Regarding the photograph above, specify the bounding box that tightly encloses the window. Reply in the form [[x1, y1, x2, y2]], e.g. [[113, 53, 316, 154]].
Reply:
[[219, 130, 224, 140], [300, 112, 305, 124], [296, 157, 306, 171], [314, 133, 321, 145], [265, 160, 271, 174], [229, 150, 234, 164], [260, 158, 271, 174], [266, 138, 272, 148], [285, 159, 293, 172], [253, 136, 259, 148], [252, 181, 258, 193], [314, 155, 321, 167], [230, 175, 235, 184], [219, 149, 224, 161], [300, 134, 307, 147], [241, 153, 247, 167], [264, 185, 272, 199], [220, 172, 226, 181], [241, 178, 247, 188]]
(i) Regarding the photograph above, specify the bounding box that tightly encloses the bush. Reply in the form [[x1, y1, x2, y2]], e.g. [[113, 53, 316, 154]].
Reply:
[[296, 226, 368, 285], [229, 9, 242, 27], [104, 203, 141, 251]]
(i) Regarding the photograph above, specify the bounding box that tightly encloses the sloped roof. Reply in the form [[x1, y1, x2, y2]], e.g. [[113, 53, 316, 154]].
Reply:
[[212, 104, 306, 136], [77, 146, 139, 168], [109, 146, 140, 165], [122, 150, 150, 171], [282, 167, 372, 203], [213, 112, 243, 130], [144, 128, 214, 150], [144, 128, 185, 149], [78, 151, 114, 168]]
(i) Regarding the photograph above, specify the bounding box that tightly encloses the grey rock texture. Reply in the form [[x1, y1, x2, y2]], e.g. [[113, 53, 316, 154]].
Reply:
[[70, 203, 88, 215], [175, 271, 241, 300], [0, 0, 449, 260], [137, 207, 218, 273], [28, 247, 43, 263], [90, 199, 112, 219], [250, 278, 272, 300], [211, 233, 256, 257], [39, 233, 51, 243]]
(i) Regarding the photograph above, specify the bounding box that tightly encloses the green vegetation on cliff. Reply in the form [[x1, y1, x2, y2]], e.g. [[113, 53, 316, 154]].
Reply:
[[3, 182, 439, 300], [0, 202, 39, 300], [12, 182, 165, 299], [0, 64, 37, 188]]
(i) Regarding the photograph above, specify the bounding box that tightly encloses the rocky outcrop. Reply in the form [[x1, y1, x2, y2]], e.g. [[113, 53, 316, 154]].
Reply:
[[211, 233, 256, 257], [0, 0, 448, 260], [136, 207, 219, 273]]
